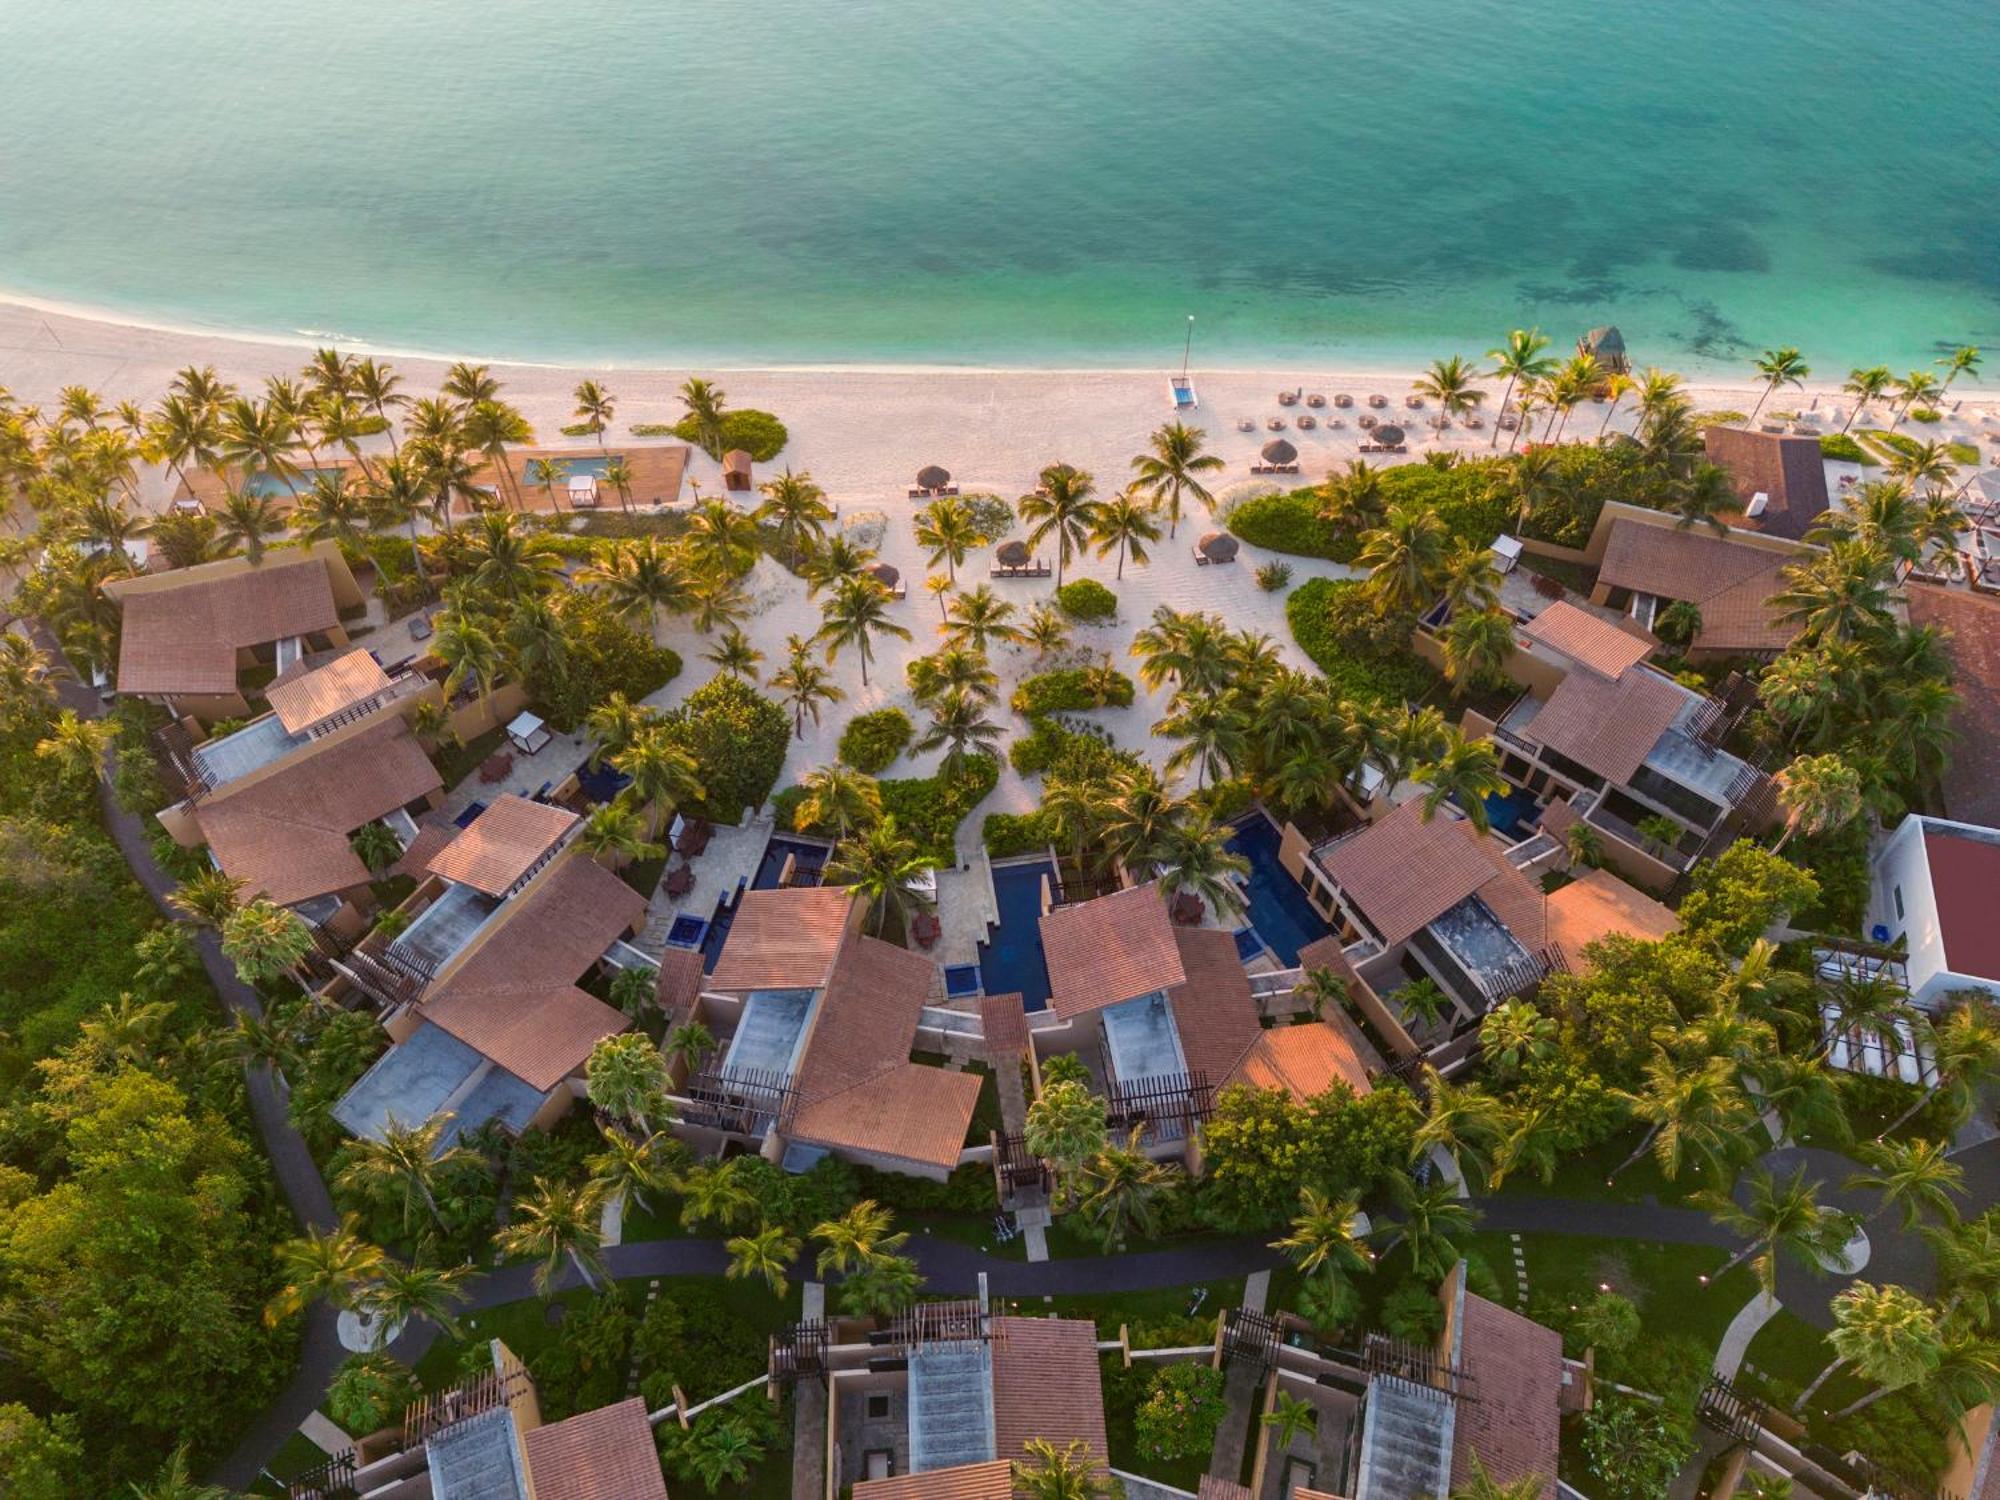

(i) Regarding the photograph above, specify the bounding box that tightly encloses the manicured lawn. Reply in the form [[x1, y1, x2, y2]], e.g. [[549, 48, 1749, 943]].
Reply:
[[1491, 1124, 1727, 1209], [433, 726, 506, 792], [1013, 1278, 1241, 1340]]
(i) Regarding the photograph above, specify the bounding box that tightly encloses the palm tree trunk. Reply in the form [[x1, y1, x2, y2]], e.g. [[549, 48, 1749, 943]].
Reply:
[[1491, 377, 1515, 448], [1791, 1354, 1845, 1413], [1749, 384, 1772, 423], [1598, 398, 1621, 438], [1608, 1122, 1663, 1180], [1832, 1383, 1894, 1422], [567, 1248, 600, 1293], [1117, 539, 1127, 580], [1841, 404, 1861, 435], [1881, 1081, 1943, 1139], [1715, 1235, 1766, 1279]]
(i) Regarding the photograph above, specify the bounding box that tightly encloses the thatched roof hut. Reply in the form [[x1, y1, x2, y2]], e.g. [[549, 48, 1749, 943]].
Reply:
[[1197, 531, 1240, 563], [996, 539, 1031, 567], [722, 449, 754, 491], [1373, 424, 1406, 447], [867, 562, 901, 589], [916, 464, 951, 491], [1260, 438, 1298, 465], [1579, 325, 1630, 374]]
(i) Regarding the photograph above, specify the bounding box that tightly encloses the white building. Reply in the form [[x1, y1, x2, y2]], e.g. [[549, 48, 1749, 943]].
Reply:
[[1869, 816, 2000, 1010]]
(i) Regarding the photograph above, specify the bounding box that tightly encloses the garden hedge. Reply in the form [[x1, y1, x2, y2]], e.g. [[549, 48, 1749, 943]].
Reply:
[[1056, 578, 1117, 622], [1010, 667, 1135, 717], [1284, 578, 1440, 705], [838, 707, 913, 773], [672, 409, 789, 461]]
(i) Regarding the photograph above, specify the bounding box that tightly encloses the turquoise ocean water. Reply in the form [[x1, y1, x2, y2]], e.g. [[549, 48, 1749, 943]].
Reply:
[[0, 0, 1993, 370]]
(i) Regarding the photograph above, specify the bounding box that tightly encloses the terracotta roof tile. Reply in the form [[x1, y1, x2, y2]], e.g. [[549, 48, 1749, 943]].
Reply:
[[1545, 868, 1678, 967], [991, 1317, 1109, 1462], [116, 555, 340, 696], [1906, 586, 2000, 826], [1520, 665, 1688, 784], [522, 1397, 668, 1500], [428, 795, 580, 896], [1703, 427, 1831, 541], [391, 819, 458, 881], [1519, 601, 1652, 679], [196, 717, 442, 906], [1162, 926, 1263, 1088], [709, 886, 854, 991], [1450, 1293, 1563, 1499], [654, 946, 707, 1021], [1040, 882, 1186, 1019], [1316, 803, 1497, 946], [979, 992, 1031, 1060], [1232, 1021, 1373, 1100], [1595, 519, 1797, 653], [1924, 831, 2000, 984], [264, 649, 392, 733], [788, 934, 977, 1171], [1198, 1480, 1251, 1500], [419, 856, 642, 1091], [855, 1460, 1012, 1500]]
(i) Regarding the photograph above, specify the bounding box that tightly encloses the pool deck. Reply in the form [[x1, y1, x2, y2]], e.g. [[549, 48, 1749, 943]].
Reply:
[[440, 724, 592, 816], [632, 813, 769, 958], [933, 852, 1000, 972], [474, 443, 690, 512]]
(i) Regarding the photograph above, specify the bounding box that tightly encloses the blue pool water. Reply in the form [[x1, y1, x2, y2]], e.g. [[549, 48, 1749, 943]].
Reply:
[[1458, 785, 1544, 838], [699, 879, 748, 972], [666, 914, 707, 949], [546, 454, 620, 480], [754, 835, 829, 891], [243, 466, 343, 498], [979, 859, 1054, 1013], [1233, 927, 1265, 963], [944, 963, 981, 1000], [1225, 811, 1332, 969]]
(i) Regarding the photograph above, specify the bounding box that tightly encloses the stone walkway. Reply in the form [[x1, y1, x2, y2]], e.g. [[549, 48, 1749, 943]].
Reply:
[[1711, 1290, 1782, 1381], [1207, 1272, 1272, 1486]]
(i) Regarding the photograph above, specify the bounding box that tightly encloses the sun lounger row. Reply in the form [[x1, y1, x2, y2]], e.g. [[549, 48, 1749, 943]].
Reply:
[[908, 485, 960, 498], [1358, 443, 1408, 455], [1249, 463, 1301, 475], [991, 561, 1052, 579], [1192, 549, 1236, 566]]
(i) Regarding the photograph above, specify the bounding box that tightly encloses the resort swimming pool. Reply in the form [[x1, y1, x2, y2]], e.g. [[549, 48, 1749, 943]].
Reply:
[[242, 466, 342, 498], [1226, 811, 1332, 969], [1458, 785, 1543, 838], [547, 454, 621, 480], [978, 858, 1054, 1012], [754, 835, 829, 891]]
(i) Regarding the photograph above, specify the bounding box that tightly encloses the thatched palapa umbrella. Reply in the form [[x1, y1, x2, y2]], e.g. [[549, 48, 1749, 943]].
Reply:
[[1373, 425, 1405, 447], [867, 562, 901, 589], [1197, 531, 1239, 563], [1260, 438, 1298, 465], [916, 464, 951, 491], [996, 539, 1031, 567]]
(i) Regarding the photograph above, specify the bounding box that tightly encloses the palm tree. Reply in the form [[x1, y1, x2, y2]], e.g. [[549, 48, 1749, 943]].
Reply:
[[463, 511, 562, 595], [1881, 1000, 2000, 1138], [1450, 1455, 1546, 1500], [601, 454, 634, 512], [1012, 1438, 1118, 1500], [1373, 1174, 1478, 1281], [827, 815, 933, 936], [942, 584, 1022, 653], [33, 707, 117, 785], [726, 1223, 801, 1297], [1593, 370, 1637, 439], [461, 398, 533, 508], [587, 1125, 681, 1216], [1130, 420, 1225, 537], [1886, 438, 1957, 498], [1356, 503, 1449, 613], [1700, 1165, 1857, 1294], [574, 802, 663, 873], [811, 1199, 908, 1277], [1927, 1212, 2000, 1332], [796, 763, 882, 837], [1153, 808, 1250, 920], [756, 468, 832, 568], [1077, 1126, 1179, 1251], [1413, 354, 1487, 433], [909, 645, 999, 706], [354, 357, 404, 449], [1089, 488, 1162, 580], [682, 569, 747, 636], [914, 495, 979, 583], [1610, 1055, 1751, 1182], [1024, 1079, 1108, 1203], [585, 1032, 673, 1134], [219, 899, 314, 986], [818, 576, 912, 687], [663, 1019, 716, 1078], [677, 1158, 759, 1233], [678, 377, 729, 458], [356, 1259, 476, 1343], [1771, 752, 1865, 852], [219, 395, 301, 498], [1262, 1391, 1319, 1457], [1840, 366, 1894, 431], [265, 1216, 386, 1326], [1667, 463, 1736, 536], [506, 593, 573, 680], [612, 725, 704, 838], [1845, 1137, 1963, 1229], [497, 1178, 613, 1295], [129, 1445, 235, 1500], [335, 1116, 480, 1237], [432, 613, 503, 711], [1416, 733, 1507, 832], [1411, 1067, 1507, 1185], [169, 869, 245, 928], [349, 820, 405, 875], [1771, 541, 1896, 643], [1938, 344, 1982, 401], [1154, 692, 1246, 790], [572, 379, 615, 447], [805, 533, 879, 597], [1754, 1052, 1850, 1149], [1792, 1280, 1941, 1417], [146, 392, 223, 499], [1748, 347, 1810, 423], [1442, 609, 1514, 696], [1890, 368, 1942, 425], [1375, 704, 1449, 800], [578, 536, 689, 631], [1271, 1188, 1373, 1307], [526, 455, 570, 513], [914, 689, 1003, 778], [770, 635, 846, 738], [1018, 462, 1103, 588], [212, 490, 285, 562], [703, 625, 764, 681], [1317, 458, 1389, 533], [1486, 329, 1556, 450], [1129, 605, 1229, 697]]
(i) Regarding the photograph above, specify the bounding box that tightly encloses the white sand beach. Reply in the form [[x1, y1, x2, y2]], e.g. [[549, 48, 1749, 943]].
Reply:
[[8, 297, 1998, 852]]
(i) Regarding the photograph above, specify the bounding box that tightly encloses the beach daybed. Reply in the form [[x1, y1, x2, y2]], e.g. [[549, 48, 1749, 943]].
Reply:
[[1194, 532, 1240, 566], [506, 711, 551, 755]]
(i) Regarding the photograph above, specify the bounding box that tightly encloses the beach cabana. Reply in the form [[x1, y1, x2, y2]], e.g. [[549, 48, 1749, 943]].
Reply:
[[997, 540, 1030, 566], [1373, 424, 1405, 447], [915, 464, 952, 497], [1579, 325, 1630, 375], [1260, 438, 1297, 465], [722, 450, 753, 492], [866, 561, 906, 599], [567, 473, 599, 509], [1195, 532, 1239, 566]]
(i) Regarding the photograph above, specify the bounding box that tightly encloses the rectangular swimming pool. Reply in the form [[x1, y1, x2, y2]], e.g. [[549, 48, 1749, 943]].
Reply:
[[754, 834, 830, 891], [1459, 784, 1543, 838], [978, 858, 1054, 1012], [1226, 810, 1333, 969], [241, 466, 343, 499]]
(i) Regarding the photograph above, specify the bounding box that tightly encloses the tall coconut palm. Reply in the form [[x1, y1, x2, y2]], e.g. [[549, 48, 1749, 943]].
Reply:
[[464, 511, 563, 596], [1927, 1212, 2000, 1332], [335, 1116, 480, 1237], [1845, 1138, 1964, 1229], [1882, 1000, 2000, 1138], [585, 1032, 674, 1134], [688, 496, 762, 576], [914, 688, 1003, 778], [1451, 1455, 1547, 1500], [292, 469, 371, 549], [941, 584, 1021, 654], [213, 490, 286, 562], [1317, 458, 1389, 533], [1771, 753, 1865, 852], [1018, 462, 1103, 588], [442, 361, 501, 404], [219, 899, 314, 987], [1377, 705, 1449, 800], [432, 613, 504, 711], [574, 799, 663, 868], [818, 576, 912, 687], [1077, 1127, 1180, 1252], [1442, 609, 1515, 696], [804, 533, 879, 598], [1669, 462, 1736, 535], [1130, 420, 1225, 537], [1890, 368, 1942, 426], [169, 868, 245, 928], [1840, 366, 1894, 432], [145, 392, 223, 500], [1088, 489, 1162, 580], [32, 707, 117, 786], [1936, 344, 1982, 403], [827, 815, 933, 936], [702, 624, 763, 682], [725, 1223, 801, 1297], [461, 399, 533, 508], [1886, 438, 1957, 498], [671, 1160, 758, 1237], [756, 468, 832, 568], [353, 357, 403, 449], [612, 725, 704, 838], [1792, 1280, 1941, 1417], [908, 645, 999, 707], [1411, 1066, 1508, 1184], [1271, 1187, 1373, 1305], [1129, 605, 1231, 697], [1748, 347, 1810, 423], [1413, 354, 1486, 433], [1154, 691, 1246, 791], [1154, 808, 1250, 920], [601, 454, 634, 513], [1356, 504, 1449, 614], [914, 495, 978, 583], [130, 1446, 237, 1500], [496, 1178, 613, 1295], [663, 1019, 717, 1078], [1771, 541, 1896, 643], [797, 762, 882, 837], [219, 395, 301, 498], [678, 377, 729, 458], [170, 362, 235, 415], [1373, 1174, 1478, 1281], [1610, 1055, 1751, 1182], [1024, 1079, 1109, 1202], [525, 455, 569, 514], [770, 635, 846, 738], [1699, 1165, 1857, 1295], [265, 1216, 386, 1326], [811, 1199, 907, 1278], [572, 379, 615, 447], [1753, 1052, 1850, 1149], [578, 536, 689, 632], [356, 1260, 476, 1343], [1486, 329, 1556, 450]]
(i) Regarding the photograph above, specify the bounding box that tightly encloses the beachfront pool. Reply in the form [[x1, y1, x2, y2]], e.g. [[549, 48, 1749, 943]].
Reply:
[[1226, 811, 1332, 969], [698, 878, 748, 972], [241, 466, 342, 498], [753, 834, 829, 890], [978, 858, 1054, 1012], [547, 454, 621, 480]]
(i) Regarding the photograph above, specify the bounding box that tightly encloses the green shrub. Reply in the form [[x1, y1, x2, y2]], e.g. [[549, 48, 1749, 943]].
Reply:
[[530, 1294, 632, 1422], [1691, 409, 1748, 427], [659, 674, 789, 821], [960, 493, 1015, 544], [629, 422, 677, 437], [1908, 406, 1941, 423], [983, 810, 1056, 857], [672, 409, 789, 461], [1133, 1363, 1227, 1463], [1948, 439, 1981, 464], [1010, 714, 1115, 777], [1227, 489, 1347, 560], [326, 1354, 420, 1436], [1284, 578, 1439, 705], [1010, 668, 1135, 717], [1255, 560, 1293, 592], [1056, 578, 1117, 622], [559, 421, 594, 437], [634, 1284, 769, 1408], [838, 708, 912, 773], [526, 595, 682, 732], [777, 756, 998, 863], [1818, 432, 1875, 465], [853, 1161, 996, 1215]]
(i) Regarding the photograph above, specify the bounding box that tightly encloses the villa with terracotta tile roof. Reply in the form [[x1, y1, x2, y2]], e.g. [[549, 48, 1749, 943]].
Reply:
[[679, 886, 982, 1180], [331, 834, 645, 1147], [1905, 584, 2000, 828], [1703, 424, 1832, 541], [103, 542, 365, 721]]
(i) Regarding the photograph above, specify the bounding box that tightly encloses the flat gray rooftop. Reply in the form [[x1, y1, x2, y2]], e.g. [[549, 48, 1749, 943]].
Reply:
[[1101, 989, 1187, 1085], [720, 987, 818, 1080], [192, 712, 307, 787], [426, 1406, 528, 1500], [1644, 715, 1755, 803], [908, 1342, 995, 1473], [1428, 895, 1531, 988], [1353, 1375, 1454, 1500], [392, 881, 501, 973]]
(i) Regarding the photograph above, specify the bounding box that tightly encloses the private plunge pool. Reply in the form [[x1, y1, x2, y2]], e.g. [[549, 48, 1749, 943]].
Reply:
[[977, 857, 1054, 1012], [1225, 810, 1332, 969]]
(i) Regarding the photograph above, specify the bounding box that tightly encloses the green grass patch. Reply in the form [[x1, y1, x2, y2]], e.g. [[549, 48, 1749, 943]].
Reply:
[[1817, 432, 1878, 465], [1285, 578, 1441, 705], [1949, 439, 1981, 464], [431, 726, 506, 793]]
